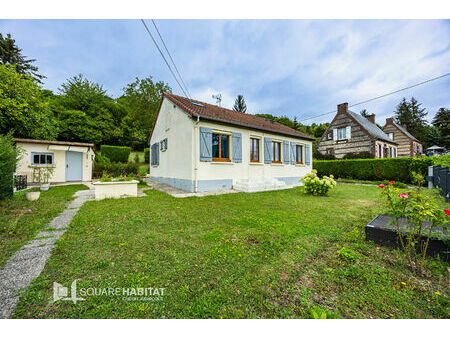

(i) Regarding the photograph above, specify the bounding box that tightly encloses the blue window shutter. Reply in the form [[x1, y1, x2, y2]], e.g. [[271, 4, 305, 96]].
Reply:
[[264, 137, 272, 163], [232, 132, 242, 163], [165, 138, 168, 150], [283, 141, 289, 164], [305, 144, 311, 165], [200, 127, 212, 162], [290, 142, 296, 164]]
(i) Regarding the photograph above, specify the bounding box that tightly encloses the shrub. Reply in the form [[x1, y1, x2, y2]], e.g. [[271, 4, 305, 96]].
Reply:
[[144, 148, 150, 164], [342, 151, 373, 159], [313, 157, 433, 184], [337, 247, 358, 262], [432, 154, 450, 168], [93, 154, 138, 178], [100, 145, 131, 163], [0, 134, 23, 199], [313, 149, 335, 160], [134, 153, 140, 164], [409, 157, 433, 179], [300, 169, 336, 196], [378, 178, 448, 274]]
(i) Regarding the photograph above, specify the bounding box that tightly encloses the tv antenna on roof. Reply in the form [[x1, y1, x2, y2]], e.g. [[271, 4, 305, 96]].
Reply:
[[212, 93, 222, 106]]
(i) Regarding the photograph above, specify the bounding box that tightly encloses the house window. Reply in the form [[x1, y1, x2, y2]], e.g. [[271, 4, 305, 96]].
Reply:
[[326, 148, 333, 155], [338, 127, 347, 140], [378, 144, 382, 158], [250, 137, 260, 162], [31, 152, 54, 166], [388, 133, 394, 140], [272, 141, 281, 163], [212, 133, 230, 161], [296, 145, 303, 164], [327, 132, 332, 140]]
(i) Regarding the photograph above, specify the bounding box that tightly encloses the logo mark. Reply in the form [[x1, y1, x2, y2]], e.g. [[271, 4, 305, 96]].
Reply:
[[53, 280, 85, 303]]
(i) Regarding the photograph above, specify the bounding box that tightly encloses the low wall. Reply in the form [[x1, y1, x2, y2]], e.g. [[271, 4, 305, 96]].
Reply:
[[93, 180, 138, 200]]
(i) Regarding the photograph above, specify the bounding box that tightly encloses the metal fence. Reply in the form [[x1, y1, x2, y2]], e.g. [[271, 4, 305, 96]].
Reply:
[[427, 166, 450, 201], [13, 175, 27, 192]]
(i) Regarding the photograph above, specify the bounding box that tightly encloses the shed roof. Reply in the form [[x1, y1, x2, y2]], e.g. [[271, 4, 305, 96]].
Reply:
[[13, 138, 95, 148]]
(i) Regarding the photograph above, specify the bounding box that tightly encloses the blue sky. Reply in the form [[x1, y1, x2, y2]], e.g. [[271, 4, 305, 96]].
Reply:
[[1, 19, 449, 125]]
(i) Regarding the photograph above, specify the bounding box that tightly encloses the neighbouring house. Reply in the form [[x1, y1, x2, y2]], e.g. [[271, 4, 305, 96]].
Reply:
[[382, 118, 423, 157], [316, 103, 398, 159], [13, 138, 95, 183], [148, 92, 315, 193]]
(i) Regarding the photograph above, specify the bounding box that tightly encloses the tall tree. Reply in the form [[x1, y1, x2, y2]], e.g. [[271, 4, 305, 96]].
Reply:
[[0, 64, 57, 139], [233, 94, 247, 113], [394, 97, 428, 142], [422, 125, 442, 149], [0, 33, 45, 83], [432, 107, 449, 148], [118, 76, 171, 149], [53, 74, 123, 145]]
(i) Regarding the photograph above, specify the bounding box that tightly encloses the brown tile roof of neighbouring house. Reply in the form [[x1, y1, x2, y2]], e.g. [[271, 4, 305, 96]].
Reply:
[[13, 138, 95, 148], [162, 92, 315, 140]]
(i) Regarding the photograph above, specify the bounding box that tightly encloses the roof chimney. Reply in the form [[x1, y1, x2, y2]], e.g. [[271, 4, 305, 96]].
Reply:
[[337, 102, 348, 114], [366, 114, 375, 124], [386, 117, 394, 125]]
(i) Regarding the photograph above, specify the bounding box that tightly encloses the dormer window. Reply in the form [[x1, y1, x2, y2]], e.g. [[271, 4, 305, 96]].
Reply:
[[388, 133, 394, 140]]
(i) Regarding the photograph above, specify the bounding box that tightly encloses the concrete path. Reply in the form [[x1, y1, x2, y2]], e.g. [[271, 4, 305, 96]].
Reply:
[[0, 189, 94, 319], [145, 179, 239, 198]]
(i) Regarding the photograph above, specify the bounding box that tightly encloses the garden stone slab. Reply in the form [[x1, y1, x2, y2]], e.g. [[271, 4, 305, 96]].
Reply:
[[0, 188, 94, 319], [8, 245, 55, 263], [22, 237, 56, 249], [35, 230, 65, 239]]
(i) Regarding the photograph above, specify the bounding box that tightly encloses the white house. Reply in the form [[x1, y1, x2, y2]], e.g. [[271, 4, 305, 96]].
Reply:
[[13, 138, 95, 183], [149, 93, 315, 193]]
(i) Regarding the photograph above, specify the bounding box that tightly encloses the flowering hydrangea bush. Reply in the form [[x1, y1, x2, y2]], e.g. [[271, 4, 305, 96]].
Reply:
[[300, 169, 336, 196], [379, 176, 448, 273]]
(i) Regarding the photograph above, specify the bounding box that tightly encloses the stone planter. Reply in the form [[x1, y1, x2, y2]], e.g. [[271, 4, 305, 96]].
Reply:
[[93, 180, 138, 201], [40, 183, 50, 191], [26, 191, 40, 201]]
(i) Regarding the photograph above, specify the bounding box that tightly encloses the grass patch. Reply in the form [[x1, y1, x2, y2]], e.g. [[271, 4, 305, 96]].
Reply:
[[0, 184, 89, 267], [12, 185, 449, 318]]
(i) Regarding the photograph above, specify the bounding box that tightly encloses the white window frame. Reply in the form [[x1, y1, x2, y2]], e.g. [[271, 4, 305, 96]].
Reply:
[[31, 152, 54, 166], [337, 127, 347, 140]]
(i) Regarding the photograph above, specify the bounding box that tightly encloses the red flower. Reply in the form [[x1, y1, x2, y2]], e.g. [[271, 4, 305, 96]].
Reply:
[[389, 181, 395, 184], [445, 209, 450, 217], [378, 184, 385, 188], [398, 193, 409, 199]]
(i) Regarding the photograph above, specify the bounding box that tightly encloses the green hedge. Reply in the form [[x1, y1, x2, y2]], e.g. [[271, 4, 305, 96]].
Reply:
[[144, 148, 150, 164], [432, 154, 450, 168], [100, 145, 131, 163], [93, 161, 139, 178], [313, 157, 433, 184], [0, 134, 21, 199]]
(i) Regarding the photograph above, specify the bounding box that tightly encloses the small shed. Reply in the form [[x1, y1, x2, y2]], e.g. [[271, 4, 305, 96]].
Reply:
[[13, 138, 95, 183]]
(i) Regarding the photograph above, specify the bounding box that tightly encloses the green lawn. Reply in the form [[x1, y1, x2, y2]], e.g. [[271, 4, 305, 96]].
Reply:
[[12, 185, 449, 318], [0, 184, 89, 267]]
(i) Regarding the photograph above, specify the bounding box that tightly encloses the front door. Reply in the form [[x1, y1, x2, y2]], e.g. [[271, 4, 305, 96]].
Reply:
[[66, 151, 83, 181]]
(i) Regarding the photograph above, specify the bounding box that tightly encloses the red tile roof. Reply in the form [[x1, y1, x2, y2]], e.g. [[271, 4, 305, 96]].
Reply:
[[162, 92, 315, 140]]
